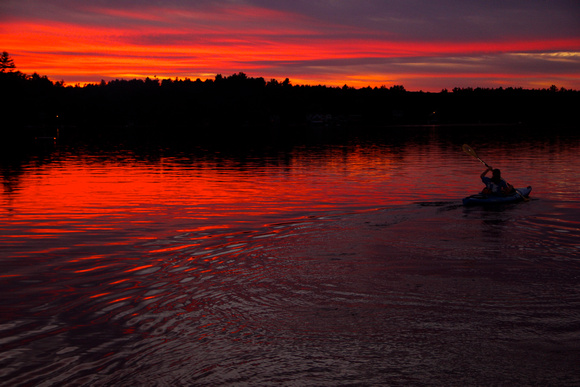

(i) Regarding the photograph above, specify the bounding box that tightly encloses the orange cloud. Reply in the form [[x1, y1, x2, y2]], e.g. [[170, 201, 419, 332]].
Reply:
[[2, 2, 579, 90]]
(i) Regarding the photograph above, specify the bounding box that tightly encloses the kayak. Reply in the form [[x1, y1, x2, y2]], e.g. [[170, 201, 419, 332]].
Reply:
[[462, 186, 532, 206]]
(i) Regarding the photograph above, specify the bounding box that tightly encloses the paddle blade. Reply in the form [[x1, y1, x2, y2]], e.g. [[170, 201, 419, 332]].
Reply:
[[462, 144, 491, 168], [462, 144, 478, 158]]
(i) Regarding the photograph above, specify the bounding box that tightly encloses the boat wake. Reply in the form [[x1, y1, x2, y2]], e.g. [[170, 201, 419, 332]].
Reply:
[[1, 200, 579, 385]]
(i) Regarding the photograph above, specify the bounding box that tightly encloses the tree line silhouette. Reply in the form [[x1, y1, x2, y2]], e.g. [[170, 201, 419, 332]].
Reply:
[[1, 51, 578, 143]]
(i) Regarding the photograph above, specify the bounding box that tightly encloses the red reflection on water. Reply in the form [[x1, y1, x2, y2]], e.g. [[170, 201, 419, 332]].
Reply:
[[110, 296, 132, 304], [90, 292, 110, 298], [125, 264, 155, 273], [149, 244, 200, 253], [3, 148, 407, 225], [110, 279, 131, 285], [68, 254, 106, 263], [74, 265, 111, 273], [3, 141, 579, 281]]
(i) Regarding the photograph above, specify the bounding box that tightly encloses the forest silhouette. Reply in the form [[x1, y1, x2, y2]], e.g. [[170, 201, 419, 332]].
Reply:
[[1, 52, 578, 143]]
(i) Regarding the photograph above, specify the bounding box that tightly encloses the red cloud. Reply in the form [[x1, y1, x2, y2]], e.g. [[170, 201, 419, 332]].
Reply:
[[2, 2, 579, 90]]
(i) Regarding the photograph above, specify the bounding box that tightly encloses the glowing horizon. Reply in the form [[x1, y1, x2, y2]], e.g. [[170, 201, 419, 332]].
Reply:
[[1, 1, 579, 91]]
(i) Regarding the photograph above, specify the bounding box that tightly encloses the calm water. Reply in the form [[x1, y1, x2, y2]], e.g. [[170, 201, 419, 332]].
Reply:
[[1, 127, 579, 386]]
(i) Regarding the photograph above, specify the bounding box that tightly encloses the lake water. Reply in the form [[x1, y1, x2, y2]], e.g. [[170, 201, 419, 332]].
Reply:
[[1, 126, 579, 386]]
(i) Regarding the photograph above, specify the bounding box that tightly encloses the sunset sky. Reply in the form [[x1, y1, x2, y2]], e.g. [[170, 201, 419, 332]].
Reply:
[[2, 0, 579, 91]]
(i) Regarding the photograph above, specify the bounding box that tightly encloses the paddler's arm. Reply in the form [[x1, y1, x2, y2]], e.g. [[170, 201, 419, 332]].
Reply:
[[480, 166, 493, 179], [503, 181, 514, 193]]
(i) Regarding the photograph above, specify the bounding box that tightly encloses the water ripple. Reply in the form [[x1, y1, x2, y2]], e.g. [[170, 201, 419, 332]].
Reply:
[[2, 137, 580, 385]]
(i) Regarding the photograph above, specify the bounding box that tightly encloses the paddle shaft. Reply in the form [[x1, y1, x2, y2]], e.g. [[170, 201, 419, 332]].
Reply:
[[475, 156, 491, 170]]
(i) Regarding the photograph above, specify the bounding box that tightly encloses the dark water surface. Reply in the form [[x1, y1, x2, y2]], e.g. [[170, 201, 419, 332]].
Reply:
[[1, 127, 579, 385]]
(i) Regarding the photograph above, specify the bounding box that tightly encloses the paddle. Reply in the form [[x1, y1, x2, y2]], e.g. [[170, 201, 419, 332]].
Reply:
[[462, 144, 529, 202]]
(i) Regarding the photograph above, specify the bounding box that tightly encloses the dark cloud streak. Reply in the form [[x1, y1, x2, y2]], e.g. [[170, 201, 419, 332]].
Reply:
[[4, 0, 579, 40], [1, 0, 579, 90]]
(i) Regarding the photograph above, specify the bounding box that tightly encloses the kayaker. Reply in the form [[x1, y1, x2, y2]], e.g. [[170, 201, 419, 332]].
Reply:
[[480, 167, 513, 195]]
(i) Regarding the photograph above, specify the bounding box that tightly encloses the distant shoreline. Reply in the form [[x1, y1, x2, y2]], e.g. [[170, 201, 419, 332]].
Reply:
[[2, 70, 579, 142]]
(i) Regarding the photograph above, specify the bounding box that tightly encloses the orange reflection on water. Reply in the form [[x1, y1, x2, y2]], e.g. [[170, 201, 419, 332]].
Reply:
[[1, 136, 580, 387], [110, 296, 132, 304], [4, 145, 415, 226], [90, 293, 110, 299], [68, 255, 106, 263], [148, 244, 200, 253], [0, 145, 423, 282], [125, 265, 155, 273], [74, 265, 111, 273], [0, 141, 495, 281], [29, 228, 83, 234], [110, 279, 131, 285]]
